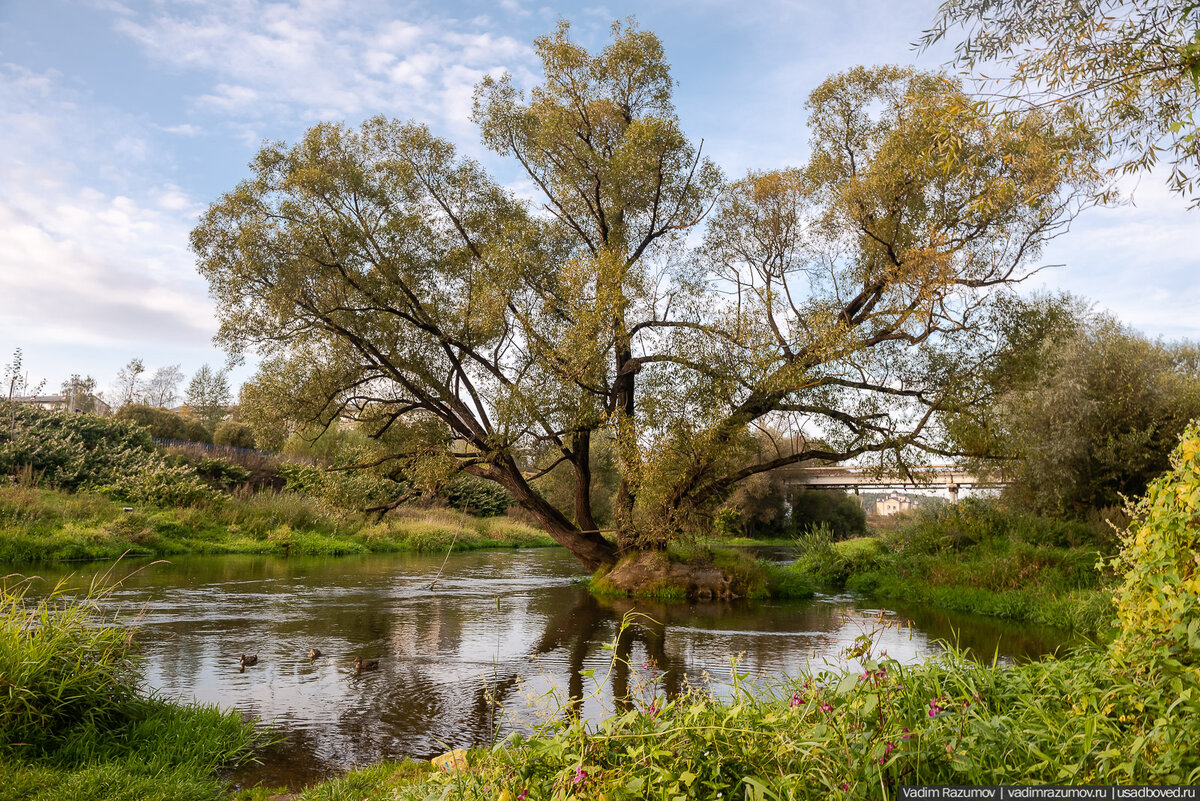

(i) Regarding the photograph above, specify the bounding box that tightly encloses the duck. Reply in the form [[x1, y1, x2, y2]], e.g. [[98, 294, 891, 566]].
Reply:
[[240, 654, 258, 671], [307, 648, 322, 661], [354, 656, 379, 673]]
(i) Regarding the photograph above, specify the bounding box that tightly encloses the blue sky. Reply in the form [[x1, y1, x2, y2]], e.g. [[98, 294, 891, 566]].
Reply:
[[1, 0, 1197, 399]]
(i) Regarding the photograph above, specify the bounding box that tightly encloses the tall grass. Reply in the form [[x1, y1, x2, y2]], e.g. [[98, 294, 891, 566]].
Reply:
[[0, 565, 266, 801], [786, 500, 1115, 632], [0, 571, 141, 750], [0, 485, 556, 562]]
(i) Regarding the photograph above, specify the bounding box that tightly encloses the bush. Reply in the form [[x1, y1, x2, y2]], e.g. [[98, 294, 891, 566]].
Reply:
[[790, 489, 867, 539], [443, 474, 512, 517], [213, 420, 255, 449], [0, 402, 154, 491], [114, 405, 189, 440], [182, 419, 212, 444], [1110, 420, 1200, 665], [0, 402, 218, 507], [191, 457, 252, 489]]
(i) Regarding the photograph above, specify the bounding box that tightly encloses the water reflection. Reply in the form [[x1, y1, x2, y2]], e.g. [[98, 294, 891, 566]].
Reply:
[[23, 549, 1071, 790]]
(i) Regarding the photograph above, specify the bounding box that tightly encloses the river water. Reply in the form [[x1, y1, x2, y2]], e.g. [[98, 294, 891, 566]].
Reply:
[[23, 548, 1069, 789]]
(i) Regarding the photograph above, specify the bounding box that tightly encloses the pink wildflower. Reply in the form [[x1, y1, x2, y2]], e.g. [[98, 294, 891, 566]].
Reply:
[[517, 793, 528, 801], [790, 693, 802, 707], [901, 727, 913, 740], [573, 765, 588, 785], [928, 699, 944, 717], [821, 702, 833, 712]]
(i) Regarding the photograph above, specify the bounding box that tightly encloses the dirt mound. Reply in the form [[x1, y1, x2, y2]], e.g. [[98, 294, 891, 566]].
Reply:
[[603, 551, 735, 601]]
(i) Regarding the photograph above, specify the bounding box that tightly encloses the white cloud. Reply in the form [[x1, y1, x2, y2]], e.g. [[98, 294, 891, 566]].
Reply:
[[109, 0, 534, 130], [160, 123, 203, 136], [0, 64, 217, 373], [1037, 174, 1200, 341]]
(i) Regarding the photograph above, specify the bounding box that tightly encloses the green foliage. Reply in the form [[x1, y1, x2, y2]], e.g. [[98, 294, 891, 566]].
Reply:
[[213, 420, 256, 449], [191, 457, 252, 489], [0, 577, 138, 751], [444, 474, 512, 517], [792, 526, 889, 588], [0, 485, 553, 562], [115, 404, 189, 440], [995, 315, 1200, 517], [0, 401, 153, 490], [0, 401, 217, 506], [790, 490, 867, 539], [787, 499, 1116, 632], [1110, 421, 1200, 664], [923, 0, 1200, 204], [276, 462, 323, 495], [183, 419, 212, 444]]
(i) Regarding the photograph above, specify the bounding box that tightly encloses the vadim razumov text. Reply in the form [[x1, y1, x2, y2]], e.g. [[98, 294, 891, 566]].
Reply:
[[899, 787, 1199, 800]]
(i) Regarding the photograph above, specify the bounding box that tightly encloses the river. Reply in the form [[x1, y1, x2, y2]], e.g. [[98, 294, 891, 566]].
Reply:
[[23, 548, 1071, 789]]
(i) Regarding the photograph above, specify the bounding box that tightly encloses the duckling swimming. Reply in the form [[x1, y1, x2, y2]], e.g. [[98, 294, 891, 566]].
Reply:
[[354, 656, 379, 673], [239, 654, 258, 672], [307, 648, 322, 661]]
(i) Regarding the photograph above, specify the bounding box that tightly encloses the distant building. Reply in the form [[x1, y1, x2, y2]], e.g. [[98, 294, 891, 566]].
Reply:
[[874, 491, 913, 516], [11, 394, 69, 411], [12, 394, 111, 415]]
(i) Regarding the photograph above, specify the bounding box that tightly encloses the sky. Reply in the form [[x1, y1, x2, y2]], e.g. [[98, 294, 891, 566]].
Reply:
[[1, 0, 1197, 400]]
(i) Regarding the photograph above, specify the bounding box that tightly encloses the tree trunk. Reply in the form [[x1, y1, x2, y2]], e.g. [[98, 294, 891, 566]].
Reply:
[[481, 456, 618, 571], [613, 342, 641, 554], [572, 432, 600, 535]]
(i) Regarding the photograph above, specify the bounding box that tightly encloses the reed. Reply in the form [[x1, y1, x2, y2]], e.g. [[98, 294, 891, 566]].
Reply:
[[0, 564, 266, 801]]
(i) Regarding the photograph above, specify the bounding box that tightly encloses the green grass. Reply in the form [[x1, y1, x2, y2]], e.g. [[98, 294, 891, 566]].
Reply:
[[785, 502, 1117, 632], [0, 571, 266, 801], [0, 486, 556, 563]]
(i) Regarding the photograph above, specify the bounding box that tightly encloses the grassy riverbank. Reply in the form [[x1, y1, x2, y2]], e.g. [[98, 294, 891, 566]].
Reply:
[[783, 502, 1118, 633], [261, 640, 1200, 800], [0, 574, 266, 801], [0, 485, 555, 563]]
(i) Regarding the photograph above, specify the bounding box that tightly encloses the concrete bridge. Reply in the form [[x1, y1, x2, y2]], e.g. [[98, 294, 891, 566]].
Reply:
[[774, 463, 1005, 502]]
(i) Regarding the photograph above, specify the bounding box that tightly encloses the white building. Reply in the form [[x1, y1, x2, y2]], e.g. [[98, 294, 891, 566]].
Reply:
[[874, 491, 913, 516]]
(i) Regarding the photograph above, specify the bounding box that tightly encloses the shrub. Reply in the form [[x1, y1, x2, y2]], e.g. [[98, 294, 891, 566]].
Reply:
[[0, 402, 218, 507], [790, 489, 867, 539], [183, 419, 212, 444], [276, 462, 323, 495], [443, 474, 512, 517], [0, 402, 154, 491], [213, 420, 256, 449], [1110, 420, 1200, 665], [191, 456, 252, 489], [114, 404, 189, 440]]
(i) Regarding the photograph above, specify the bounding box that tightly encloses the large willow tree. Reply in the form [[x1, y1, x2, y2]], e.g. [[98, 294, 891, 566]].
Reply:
[[192, 22, 1100, 575]]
